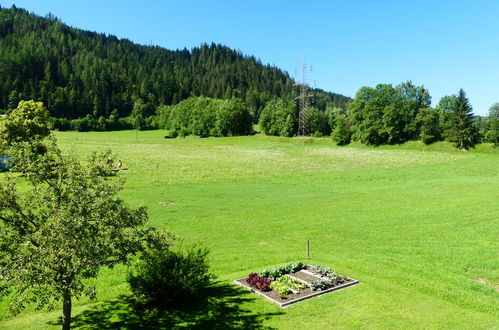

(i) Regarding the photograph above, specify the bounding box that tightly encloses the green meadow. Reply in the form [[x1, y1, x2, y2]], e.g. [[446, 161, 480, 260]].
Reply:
[[1, 130, 498, 329]]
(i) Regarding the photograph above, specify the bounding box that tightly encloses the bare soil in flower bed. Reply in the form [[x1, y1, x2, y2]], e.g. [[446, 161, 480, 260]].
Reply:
[[234, 266, 360, 308], [288, 267, 324, 282]]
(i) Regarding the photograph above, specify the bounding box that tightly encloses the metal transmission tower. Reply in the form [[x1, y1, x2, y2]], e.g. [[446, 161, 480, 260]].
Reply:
[[295, 60, 314, 136]]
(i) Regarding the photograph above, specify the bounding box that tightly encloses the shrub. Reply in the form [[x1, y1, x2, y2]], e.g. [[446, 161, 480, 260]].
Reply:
[[162, 96, 253, 137], [331, 115, 352, 145], [127, 244, 213, 307], [259, 98, 297, 137], [306, 107, 330, 136]]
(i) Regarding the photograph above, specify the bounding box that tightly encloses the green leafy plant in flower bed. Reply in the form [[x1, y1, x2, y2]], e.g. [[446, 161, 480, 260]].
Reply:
[[269, 281, 292, 297], [312, 265, 332, 277], [310, 279, 331, 291], [258, 261, 304, 280], [269, 275, 308, 298], [246, 273, 272, 291], [327, 272, 346, 285], [278, 275, 308, 291], [312, 265, 346, 285]]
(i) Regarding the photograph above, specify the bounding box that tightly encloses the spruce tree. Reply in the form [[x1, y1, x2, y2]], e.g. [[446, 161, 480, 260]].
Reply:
[[447, 89, 478, 149]]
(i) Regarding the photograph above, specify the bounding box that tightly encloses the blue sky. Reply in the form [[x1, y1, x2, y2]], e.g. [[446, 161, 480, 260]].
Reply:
[[2, 0, 498, 115]]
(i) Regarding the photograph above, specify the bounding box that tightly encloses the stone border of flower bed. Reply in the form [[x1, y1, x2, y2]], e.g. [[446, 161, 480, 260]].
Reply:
[[233, 265, 360, 308]]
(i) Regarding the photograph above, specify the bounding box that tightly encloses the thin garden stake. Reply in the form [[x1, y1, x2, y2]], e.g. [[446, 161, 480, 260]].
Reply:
[[307, 240, 310, 258]]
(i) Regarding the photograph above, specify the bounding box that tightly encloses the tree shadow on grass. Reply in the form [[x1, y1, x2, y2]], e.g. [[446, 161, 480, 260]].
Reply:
[[48, 282, 283, 329]]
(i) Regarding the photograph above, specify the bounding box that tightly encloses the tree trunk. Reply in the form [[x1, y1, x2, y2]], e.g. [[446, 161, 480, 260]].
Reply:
[[61, 290, 72, 330]]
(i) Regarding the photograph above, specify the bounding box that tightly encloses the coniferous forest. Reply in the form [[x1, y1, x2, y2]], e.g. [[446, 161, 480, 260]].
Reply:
[[0, 6, 349, 121], [0, 5, 497, 148]]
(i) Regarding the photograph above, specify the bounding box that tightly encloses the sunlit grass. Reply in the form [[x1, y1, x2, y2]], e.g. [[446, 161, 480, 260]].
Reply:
[[1, 131, 498, 329]]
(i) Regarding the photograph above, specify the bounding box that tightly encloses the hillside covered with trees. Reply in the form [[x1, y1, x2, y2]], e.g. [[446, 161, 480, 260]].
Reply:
[[0, 5, 350, 121], [0, 5, 496, 148]]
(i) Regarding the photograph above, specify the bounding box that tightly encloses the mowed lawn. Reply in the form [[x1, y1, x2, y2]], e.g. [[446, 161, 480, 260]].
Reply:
[[1, 130, 498, 329]]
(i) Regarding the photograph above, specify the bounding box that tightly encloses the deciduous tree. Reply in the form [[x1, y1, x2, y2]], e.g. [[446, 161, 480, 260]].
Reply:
[[0, 140, 167, 330], [483, 103, 499, 145], [0, 100, 51, 152], [416, 107, 442, 144], [258, 98, 296, 137]]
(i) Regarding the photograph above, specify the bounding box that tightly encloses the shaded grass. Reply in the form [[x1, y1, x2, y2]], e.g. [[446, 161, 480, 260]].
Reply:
[[0, 131, 498, 328]]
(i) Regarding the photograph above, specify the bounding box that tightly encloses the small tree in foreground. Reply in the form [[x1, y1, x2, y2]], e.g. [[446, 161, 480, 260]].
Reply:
[[0, 139, 168, 330]]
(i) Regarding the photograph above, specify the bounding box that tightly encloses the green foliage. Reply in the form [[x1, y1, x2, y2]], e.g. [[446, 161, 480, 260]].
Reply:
[[0, 138, 165, 329], [483, 103, 499, 145], [53, 115, 135, 132], [309, 279, 331, 291], [158, 96, 252, 137], [258, 267, 286, 280], [437, 95, 458, 141], [306, 107, 330, 137], [131, 98, 147, 131], [331, 114, 352, 145], [127, 243, 213, 307], [213, 98, 253, 137], [289, 261, 304, 272], [416, 107, 442, 144], [273, 275, 308, 291], [269, 281, 291, 296], [312, 265, 332, 277], [258, 261, 304, 280], [445, 89, 479, 149], [349, 82, 431, 145], [311, 265, 345, 285], [258, 98, 297, 137], [0, 7, 350, 121], [0, 100, 51, 151]]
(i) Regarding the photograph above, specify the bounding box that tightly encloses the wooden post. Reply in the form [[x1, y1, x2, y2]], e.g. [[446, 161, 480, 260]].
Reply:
[[307, 240, 310, 258]]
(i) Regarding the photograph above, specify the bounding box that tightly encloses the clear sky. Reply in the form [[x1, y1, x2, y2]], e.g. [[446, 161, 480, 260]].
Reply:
[[2, 0, 498, 115]]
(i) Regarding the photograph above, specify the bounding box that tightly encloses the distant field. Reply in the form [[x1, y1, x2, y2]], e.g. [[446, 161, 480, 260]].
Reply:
[[1, 131, 498, 329]]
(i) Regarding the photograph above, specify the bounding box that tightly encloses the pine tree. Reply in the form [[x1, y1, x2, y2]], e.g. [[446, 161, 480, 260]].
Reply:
[[447, 89, 478, 149]]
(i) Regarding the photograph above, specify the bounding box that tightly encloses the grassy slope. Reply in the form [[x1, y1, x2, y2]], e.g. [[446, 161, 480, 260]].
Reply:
[[0, 131, 498, 329]]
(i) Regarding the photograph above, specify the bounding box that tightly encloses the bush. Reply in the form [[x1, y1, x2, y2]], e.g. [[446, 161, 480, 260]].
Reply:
[[160, 96, 253, 137], [306, 107, 330, 136], [331, 115, 351, 145], [127, 244, 213, 307], [259, 98, 297, 137]]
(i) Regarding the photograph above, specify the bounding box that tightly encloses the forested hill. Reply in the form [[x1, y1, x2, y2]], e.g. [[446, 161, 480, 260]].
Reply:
[[0, 6, 351, 119]]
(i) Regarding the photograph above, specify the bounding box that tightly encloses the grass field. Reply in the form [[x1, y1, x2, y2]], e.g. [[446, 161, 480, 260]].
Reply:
[[1, 130, 498, 329]]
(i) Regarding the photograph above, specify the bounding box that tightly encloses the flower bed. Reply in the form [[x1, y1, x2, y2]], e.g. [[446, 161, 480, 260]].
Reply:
[[234, 263, 359, 308]]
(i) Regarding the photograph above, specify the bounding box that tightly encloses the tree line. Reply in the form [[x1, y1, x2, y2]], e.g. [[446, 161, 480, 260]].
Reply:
[[0, 6, 350, 122], [259, 81, 498, 149], [0, 6, 497, 148]]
